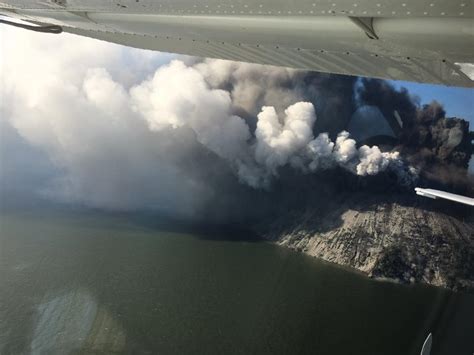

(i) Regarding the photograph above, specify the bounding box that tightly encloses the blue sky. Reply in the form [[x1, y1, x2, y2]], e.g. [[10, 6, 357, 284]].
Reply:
[[388, 80, 474, 126], [388, 80, 473, 172]]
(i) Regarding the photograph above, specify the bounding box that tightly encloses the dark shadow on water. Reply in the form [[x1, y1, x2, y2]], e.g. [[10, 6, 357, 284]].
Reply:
[[115, 210, 263, 242], [1, 204, 263, 243]]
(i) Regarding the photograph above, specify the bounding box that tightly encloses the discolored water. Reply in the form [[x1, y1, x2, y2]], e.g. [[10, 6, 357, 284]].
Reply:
[[0, 210, 472, 355]]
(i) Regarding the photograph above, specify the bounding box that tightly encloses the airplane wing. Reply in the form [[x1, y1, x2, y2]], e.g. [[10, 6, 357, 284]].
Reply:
[[415, 188, 474, 206], [1, 0, 473, 87]]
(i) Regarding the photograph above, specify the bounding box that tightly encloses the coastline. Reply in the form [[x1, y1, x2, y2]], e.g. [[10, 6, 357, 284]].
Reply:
[[260, 197, 474, 292]]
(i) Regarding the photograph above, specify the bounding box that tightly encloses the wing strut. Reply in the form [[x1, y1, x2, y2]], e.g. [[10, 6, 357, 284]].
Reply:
[[415, 188, 474, 207]]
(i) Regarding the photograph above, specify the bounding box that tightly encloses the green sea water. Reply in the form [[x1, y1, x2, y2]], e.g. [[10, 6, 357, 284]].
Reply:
[[0, 210, 472, 355]]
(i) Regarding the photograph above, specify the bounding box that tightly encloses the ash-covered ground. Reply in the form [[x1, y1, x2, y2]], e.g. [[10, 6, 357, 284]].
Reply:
[[257, 169, 473, 291], [250, 84, 474, 291]]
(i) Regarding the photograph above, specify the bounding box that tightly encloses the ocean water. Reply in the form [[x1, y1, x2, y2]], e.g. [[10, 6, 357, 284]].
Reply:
[[0, 210, 472, 355]]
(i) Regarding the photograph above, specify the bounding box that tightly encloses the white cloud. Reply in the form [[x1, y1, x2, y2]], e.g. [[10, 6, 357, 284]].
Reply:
[[255, 102, 316, 174], [0, 26, 412, 215], [0, 28, 210, 216]]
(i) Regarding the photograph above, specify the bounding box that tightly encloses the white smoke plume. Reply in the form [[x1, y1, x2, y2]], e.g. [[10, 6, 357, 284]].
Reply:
[[0, 26, 415, 216], [131, 61, 251, 161], [255, 103, 316, 174]]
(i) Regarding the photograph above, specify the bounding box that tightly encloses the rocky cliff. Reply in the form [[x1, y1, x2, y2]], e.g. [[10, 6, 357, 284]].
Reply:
[[256, 107, 473, 292], [260, 193, 473, 292]]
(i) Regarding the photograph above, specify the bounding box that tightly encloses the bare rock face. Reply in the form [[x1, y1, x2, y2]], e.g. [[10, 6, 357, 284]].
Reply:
[[256, 105, 473, 292], [261, 194, 474, 292]]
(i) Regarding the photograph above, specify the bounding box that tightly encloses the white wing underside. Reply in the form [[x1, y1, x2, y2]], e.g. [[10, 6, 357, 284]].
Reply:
[[1, 0, 473, 86]]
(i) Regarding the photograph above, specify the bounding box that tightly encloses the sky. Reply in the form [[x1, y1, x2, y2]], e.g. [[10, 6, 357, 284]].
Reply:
[[389, 80, 474, 125], [1, 26, 473, 216], [386, 80, 473, 173]]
